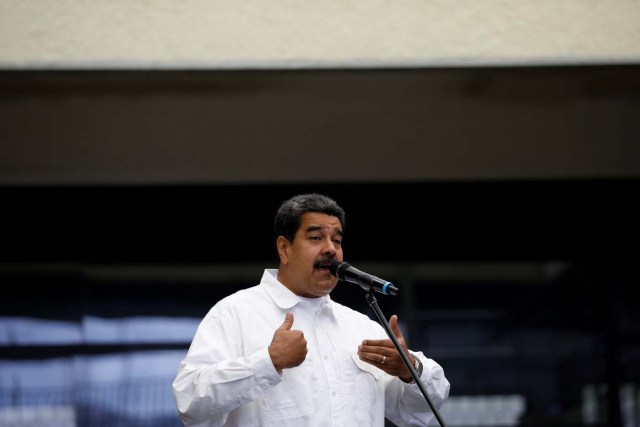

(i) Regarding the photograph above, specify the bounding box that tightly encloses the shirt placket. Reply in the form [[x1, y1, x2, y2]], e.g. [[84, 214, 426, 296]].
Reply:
[[316, 305, 345, 423]]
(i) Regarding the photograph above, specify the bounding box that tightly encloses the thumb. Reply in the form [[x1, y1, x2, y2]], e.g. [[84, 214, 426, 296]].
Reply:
[[278, 312, 294, 330], [390, 315, 404, 339]]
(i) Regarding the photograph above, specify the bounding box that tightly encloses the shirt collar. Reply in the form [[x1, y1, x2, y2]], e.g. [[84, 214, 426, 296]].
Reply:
[[261, 269, 333, 311]]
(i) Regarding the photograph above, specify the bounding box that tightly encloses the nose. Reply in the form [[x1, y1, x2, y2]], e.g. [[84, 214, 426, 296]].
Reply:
[[322, 238, 338, 254]]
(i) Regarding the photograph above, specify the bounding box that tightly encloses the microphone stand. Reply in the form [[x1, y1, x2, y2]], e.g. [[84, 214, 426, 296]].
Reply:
[[365, 291, 447, 427]]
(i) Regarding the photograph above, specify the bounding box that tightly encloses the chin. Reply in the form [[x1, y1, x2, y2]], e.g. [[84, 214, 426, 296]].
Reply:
[[316, 281, 336, 295]]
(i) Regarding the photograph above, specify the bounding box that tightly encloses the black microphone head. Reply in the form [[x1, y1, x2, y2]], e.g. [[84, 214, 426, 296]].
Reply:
[[329, 259, 348, 277], [329, 259, 398, 296]]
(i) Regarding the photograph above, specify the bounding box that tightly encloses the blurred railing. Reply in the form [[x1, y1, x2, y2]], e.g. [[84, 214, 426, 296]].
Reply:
[[0, 378, 181, 427]]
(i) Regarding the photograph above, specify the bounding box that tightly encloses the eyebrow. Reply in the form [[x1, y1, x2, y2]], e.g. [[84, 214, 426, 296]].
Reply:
[[305, 225, 343, 237]]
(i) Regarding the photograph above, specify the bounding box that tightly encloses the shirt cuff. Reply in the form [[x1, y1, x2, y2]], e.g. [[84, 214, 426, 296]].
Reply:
[[249, 347, 282, 391]]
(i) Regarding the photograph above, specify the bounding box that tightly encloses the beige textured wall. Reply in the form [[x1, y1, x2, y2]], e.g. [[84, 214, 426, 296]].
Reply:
[[1, 0, 640, 69]]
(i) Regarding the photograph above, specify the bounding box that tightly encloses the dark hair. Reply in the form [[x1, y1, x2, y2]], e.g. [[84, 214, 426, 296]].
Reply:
[[274, 193, 346, 243]]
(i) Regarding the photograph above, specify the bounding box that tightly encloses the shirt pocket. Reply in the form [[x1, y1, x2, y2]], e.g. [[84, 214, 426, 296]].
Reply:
[[257, 365, 315, 424], [346, 353, 383, 423], [258, 399, 314, 425]]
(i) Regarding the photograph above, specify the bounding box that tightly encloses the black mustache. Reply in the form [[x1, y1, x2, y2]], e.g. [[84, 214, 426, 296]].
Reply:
[[314, 257, 337, 269]]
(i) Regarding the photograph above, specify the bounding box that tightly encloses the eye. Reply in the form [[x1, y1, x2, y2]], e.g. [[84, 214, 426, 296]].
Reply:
[[332, 239, 342, 246]]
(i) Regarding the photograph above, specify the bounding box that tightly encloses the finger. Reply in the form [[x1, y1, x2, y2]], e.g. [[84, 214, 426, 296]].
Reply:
[[361, 339, 394, 348], [358, 350, 386, 364], [278, 312, 294, 330], [390, 315, 404, 339]]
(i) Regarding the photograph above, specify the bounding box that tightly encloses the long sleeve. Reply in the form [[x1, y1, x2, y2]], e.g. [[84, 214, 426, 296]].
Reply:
[[384, 351, 450, 427], [172, 312, 281, 426]]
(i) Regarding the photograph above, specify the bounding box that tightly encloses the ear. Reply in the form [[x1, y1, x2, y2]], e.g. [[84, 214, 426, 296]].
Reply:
[[276, 236, 290, 265]]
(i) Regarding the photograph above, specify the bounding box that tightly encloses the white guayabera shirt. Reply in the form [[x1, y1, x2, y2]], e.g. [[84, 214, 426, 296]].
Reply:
[[173, 269, 450, 427]]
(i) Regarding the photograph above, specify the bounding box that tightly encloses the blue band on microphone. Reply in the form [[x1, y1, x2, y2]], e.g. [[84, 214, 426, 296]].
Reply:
[[382, 282, 391, 294]]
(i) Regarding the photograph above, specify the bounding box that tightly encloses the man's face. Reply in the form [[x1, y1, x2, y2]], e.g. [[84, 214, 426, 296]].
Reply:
[[277, 212, 343, 298]]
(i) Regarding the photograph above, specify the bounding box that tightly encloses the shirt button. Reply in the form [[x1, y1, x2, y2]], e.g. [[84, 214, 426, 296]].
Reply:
[[332, 391, 336, 396], [324, 355, 328, 360]]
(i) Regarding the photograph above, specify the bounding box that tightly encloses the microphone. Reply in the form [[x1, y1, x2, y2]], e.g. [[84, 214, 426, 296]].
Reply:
[[329, 260, 398, 296]]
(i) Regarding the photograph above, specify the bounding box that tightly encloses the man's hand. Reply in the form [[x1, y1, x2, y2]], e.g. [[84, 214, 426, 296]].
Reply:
[[268, 313, 307, 371], [357, 314, 415, 381]]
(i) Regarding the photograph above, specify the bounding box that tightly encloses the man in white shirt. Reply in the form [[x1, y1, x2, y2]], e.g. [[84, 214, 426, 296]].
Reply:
[[173, 193, 450, 426]]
